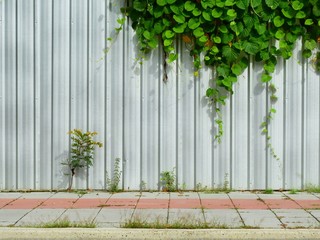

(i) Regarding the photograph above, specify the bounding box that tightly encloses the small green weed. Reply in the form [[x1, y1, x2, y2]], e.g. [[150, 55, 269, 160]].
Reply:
[[26, 217, 96, 228], [160, 168, 176, 192], [304, 184, 320, 193], [288, 189, 299, 194], [106, 158, 122, 192], [122, 216, 229, 229], [262, 189, 274, 194]]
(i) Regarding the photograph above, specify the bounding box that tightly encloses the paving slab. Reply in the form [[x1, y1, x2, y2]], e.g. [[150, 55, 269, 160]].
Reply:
[[169, 199, 201, 209], [0, 199, 15, 208], [204, 209, 243, 228], [136, 199, 169, 209], [15, 209, 65, 226], [264, 199, 302, 209], [104, 198, 138, 209], [139, 192, 169, 199], [0, 209, 30, 226], [0, 193, 23, 199], [228, 192, 258, 199], [168, 209, 205, 224], [309, 210, 320, 219], [3, 199, 45, 209], [295, 200, 320, 209], [232, 199, 269, 209], [239, 210, 282, 228], [132, 209, 168, 223], [80, 192, 112, 199], [169, 192, 199, 199], [72, 199, 107, 209], [256, 193, 286, 199], [38, 198, 77, 209], [284, 192, 320, 200], [20, 192, 55, 199], [95, 209, 134, 224], [201, 199, 234, 209], [59, 209, 100, 223], [110, 192, 141, 199], [198, 193, 229, 199], [50, 192, 81, 199]]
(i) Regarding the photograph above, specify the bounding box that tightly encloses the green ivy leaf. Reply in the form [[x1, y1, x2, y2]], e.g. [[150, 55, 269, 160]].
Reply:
[[193, 27, 204, 38], [292, 1, 304, 10], [192, 8, 202, 16], [184, 1, 196, 11], [167, 0, 177, 4], [156, 0, 167, 7], [251, 0, 262, 8], [222, 46, 239, 63], [227, 9, 237, 18], [275, 29, 285, 39], [296, 11, 306, 19], [212, 8, 223, 18], [313, 5, 320, 17], [231, 63, 243, 76], [236, 0, 249, 10], [173, 14, 185, 23], [202, 10, 212, 21], [167, 53, 178, 63], [173, 23, 187, 33], [170, 5, 180, 14], [143, 30, 151, 40], [266, 0, 280, 9], [305, 39, 317, 50], [304, 19, 314, 25], [242, 41, 260, 55], [273, 16, 284, 27], [165, 30, 175, 39], [281, 7, 295, 19], [133, 1, 147, 11], [261, 73, 272, 82], [302, 49, 312, 58], [164, 39, 173, 46], [213, 36, 221, 43], [188, 18, 201, 30]]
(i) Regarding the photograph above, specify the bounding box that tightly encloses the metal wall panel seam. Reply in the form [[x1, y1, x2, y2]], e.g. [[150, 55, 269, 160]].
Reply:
[[104, 0, 108, 190], [265, 80, 269, 189], [86, 0, 90, 189], [283, 60, 287, 189], [230, 91, 233, 189], [175, 39, 180, 189], [301, 43, 307, 189], [193, 68, 198, 190], [68, 0, 72, 188], [122, 7, 126, 190], [158, 46, 162, 191], [140, 54, 143, 191], [247, 63, 251, 190], [50, 0, 54, 190], [15, 0, 18, 189], [33, 0, 38, 189], [0, 0, 4, 189]]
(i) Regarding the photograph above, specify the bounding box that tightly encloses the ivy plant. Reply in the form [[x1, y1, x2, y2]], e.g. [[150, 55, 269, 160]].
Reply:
[[119, 0, 320, 145]]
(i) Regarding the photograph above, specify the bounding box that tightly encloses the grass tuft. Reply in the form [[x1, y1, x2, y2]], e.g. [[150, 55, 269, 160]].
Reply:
[[122, 216, 229, 229], [262, 189, 273, 194], [304, 184, 320, 193], [26, 217, 96, 228]]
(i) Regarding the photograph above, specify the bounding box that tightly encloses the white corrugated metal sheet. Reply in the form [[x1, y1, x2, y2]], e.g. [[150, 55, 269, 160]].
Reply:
[[0, 0, 319, 190]]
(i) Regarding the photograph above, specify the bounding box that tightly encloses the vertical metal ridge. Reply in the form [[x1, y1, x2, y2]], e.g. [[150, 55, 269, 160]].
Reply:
[[265, 80, 269, 189], [193, 70, 197, 190], [230, 90, 233, 189], [15, 0, 18, 190], [247, 63, 251, 190], [68, 0, 72, 187], [158, 46, 161, 191], [175, 39, 179, 189], [122, 2, 127, 190], [140, 59, 143, 191], [283, 59, 287, 189], [51, 0, 54, 190], [86, 0, 90, 189], [33, 0, 36, 189], [301, 42, 306, 189], [104, 0, 107, 190]]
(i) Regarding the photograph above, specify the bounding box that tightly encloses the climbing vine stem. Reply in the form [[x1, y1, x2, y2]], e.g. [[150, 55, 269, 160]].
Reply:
[[115, 0, 320, 154]]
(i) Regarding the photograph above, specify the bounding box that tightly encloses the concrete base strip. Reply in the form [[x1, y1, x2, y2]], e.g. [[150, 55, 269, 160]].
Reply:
[[1, 228, 320, 239]]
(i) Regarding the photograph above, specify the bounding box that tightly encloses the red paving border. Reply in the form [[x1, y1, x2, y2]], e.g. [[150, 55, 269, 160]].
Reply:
[[0, 198, 319, 210]]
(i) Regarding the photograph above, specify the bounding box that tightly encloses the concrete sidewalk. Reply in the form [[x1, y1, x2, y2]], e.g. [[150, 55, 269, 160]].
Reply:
[[0, 191, 320, 230]]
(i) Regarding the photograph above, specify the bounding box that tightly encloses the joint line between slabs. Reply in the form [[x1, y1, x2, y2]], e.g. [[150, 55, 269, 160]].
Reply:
[[226, 193, 245, 227]]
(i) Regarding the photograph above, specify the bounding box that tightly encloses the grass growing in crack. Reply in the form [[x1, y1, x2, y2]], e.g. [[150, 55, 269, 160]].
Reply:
[[304, 184, 320, 193], [262, 189, 274, 194], [122, 216, 229, 229], [26, 217, 96, 228], [288, 189, 299, 194]]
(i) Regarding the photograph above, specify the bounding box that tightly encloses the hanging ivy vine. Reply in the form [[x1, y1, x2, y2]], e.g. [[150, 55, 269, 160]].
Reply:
[[116, 0, 320, 145]]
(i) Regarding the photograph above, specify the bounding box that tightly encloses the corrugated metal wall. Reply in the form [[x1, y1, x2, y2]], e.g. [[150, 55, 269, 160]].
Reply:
[[1, 0, 319, 191]]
